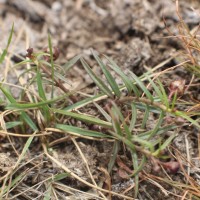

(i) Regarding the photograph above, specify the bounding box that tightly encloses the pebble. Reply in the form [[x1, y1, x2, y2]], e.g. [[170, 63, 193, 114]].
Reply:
[[52, 1, 62, 12]]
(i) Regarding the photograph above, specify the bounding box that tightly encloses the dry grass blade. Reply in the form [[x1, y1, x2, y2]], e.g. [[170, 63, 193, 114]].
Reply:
[[71, 138, 107, 199], [42, 143, 134, 200]]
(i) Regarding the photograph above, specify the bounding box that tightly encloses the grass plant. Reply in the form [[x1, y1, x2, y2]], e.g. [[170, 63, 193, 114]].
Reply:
[[0, 2, 200, 199]]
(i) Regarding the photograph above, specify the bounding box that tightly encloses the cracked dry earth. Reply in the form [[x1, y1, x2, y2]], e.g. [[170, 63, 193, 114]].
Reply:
[[0, 0, 200, 199]]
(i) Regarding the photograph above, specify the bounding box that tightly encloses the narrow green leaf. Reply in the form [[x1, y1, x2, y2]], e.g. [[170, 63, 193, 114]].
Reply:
[[132, 136, 154, 152], [139, 125, 177, 139], [52, 108, 112, 128], [134, 102, 160, 113], [0, 50, 8, 63], [20, 132, 36, 162], [80, 58, 113, 97], [6, 24, 14, 48], [92, 50, 121, 97], [43, 185, 51, 200], [48, 34, 55, 99], [64, 94, 103, 111], [175, 111, 200, 128], [21, 112, 38, 131], [147, 110, 164, 139], [108, 141, 120, 173], [144, 73, 163, 100], [171, 91, 177, 110], [7, 94, 68, 109], [111, 102, 132, 139], [129, 71, 153, 102], [62, 54, 81, 71], [36, 66, 51, 123], [110, 130, 136, 151], [157, 79, 169, 108], [3, 130, 38, 196], [93, 102, 111, 122], [37, 68, 47, 101], [0, 23, 14, 64], [129, 103, 137, 132], [104, 55, 140, 96], [141, 104, 149, 129], [152, 134, 176, 156], [54, 71, 71, 86], [131, 155, 146, 177], [35, 52, 50, 58], [13, 59, 33, 68], [123, 122, 132, 139], [55, 124, 112, 138], [111, 103, 124, 122], [53, 173, 70, 181], [0, 86, 38, 131], [0, 85, 16, 103], [1, 171, 25, 195], [18, 67, 36, 80], [131, 150, 139, 198], [110, 106, 123, 136], [6, 121, 23, 129]]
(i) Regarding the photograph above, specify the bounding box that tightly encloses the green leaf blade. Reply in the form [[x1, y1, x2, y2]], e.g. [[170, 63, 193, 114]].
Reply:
[[104, 55, 140, 96], [0, 23, 14, 64], [53, 108, 112, 128], [55, 124, 112, 138], [80, 58, 113, 97], [92, 51, 121, 97]]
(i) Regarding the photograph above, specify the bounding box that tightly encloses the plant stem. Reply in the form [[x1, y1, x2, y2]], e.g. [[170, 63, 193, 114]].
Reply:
[[40, 63, 77, 103]]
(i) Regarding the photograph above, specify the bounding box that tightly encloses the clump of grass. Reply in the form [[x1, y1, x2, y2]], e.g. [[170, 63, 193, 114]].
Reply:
[[0, 11, 200, 199], [169, 1, 200, 119], [174, 1, 200, 76]]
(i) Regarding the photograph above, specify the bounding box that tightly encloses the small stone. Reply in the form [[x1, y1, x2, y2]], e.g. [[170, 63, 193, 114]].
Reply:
[[52, 1, 62, 12]]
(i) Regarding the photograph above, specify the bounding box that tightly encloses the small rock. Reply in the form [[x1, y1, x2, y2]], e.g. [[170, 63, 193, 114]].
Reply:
[[52, 1, 62, 12]]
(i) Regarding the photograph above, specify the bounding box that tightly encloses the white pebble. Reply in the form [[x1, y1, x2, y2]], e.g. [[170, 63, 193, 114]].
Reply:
[[52, 1, 62, 12]]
